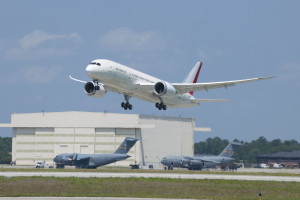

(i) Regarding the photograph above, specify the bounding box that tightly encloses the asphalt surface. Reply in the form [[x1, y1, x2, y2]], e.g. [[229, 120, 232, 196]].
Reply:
[[0, 198, 199, 200], [1, 171, 300, 182]]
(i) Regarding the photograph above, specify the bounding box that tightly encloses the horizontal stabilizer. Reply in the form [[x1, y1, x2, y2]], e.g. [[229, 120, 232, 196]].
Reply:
[[193, 99, 231, 102]]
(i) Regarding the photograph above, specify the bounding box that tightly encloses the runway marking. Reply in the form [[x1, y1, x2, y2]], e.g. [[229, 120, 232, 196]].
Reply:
[[1, 172, 300, 182]]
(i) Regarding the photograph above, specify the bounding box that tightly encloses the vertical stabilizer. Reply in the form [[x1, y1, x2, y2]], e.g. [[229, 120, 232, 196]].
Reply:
[[114, 137, 139, 154], [183, 62, 202, 95], [218, 142, 243, 158]]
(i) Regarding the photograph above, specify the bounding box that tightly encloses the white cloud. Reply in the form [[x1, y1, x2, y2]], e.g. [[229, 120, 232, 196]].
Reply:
[[3, 30, 81, 60], [19, 30, 81, 49], [0, 65, 63, 84], [4, 47, 74, 60], [99, 27, 166, 52]]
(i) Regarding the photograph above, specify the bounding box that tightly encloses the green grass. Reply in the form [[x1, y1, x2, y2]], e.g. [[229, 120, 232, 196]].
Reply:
[[1, 167, 300, 177], [0, 176, 299, 199]]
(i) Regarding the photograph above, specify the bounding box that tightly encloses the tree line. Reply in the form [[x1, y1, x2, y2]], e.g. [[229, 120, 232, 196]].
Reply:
[[0, 137, 12, 164], [194, 136, 300, 163], [1, 136, 300, 164]]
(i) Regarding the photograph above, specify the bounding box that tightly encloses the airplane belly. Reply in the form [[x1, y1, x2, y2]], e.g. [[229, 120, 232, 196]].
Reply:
[[163, 95, 197, 108], [94, 70, 197, 108]]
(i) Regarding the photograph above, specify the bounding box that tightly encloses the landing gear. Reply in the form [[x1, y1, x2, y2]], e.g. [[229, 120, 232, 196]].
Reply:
[[121, 102, 133, 110], [155, 96, 167, 110], [121, 95, 133, 110], [93, 79, 100, 90], [155, 102, 167, 110], [167, 165, 173, 170]]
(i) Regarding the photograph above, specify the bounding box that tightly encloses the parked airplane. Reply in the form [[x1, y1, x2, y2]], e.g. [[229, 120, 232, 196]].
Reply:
[[53, 137, 138, 169], [161, 142, 242, 170], [70, 59, 274, 110]]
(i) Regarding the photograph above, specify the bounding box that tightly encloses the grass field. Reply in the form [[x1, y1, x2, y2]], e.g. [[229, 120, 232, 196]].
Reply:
[[0, 176, 300, 199], [1, 167, 300, 177]]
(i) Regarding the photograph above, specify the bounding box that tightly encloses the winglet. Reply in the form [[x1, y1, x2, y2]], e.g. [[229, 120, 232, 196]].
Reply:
[[193, 99, 231, 103]]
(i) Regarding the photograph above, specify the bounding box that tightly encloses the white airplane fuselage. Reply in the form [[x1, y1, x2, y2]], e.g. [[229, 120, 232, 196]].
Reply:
[[86, 59, 197, 108]]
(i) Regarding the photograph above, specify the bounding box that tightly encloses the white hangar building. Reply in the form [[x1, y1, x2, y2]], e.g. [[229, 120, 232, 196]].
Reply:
[[0, 112, 210, 169]]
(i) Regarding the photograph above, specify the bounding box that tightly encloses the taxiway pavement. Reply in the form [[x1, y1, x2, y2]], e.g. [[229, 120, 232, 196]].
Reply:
[[1, 171, 300, 182]]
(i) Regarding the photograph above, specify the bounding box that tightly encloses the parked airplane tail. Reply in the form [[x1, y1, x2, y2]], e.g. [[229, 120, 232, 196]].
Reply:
[[114, 137, 139, 154], [218, 142, 243, 158], [183, 62, 203, 95]]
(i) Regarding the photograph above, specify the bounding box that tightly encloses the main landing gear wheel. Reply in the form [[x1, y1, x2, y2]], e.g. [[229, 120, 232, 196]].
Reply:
[[155, 102, 167, 110], [121, 95, 133, 110], [121, 102, 133, 110]]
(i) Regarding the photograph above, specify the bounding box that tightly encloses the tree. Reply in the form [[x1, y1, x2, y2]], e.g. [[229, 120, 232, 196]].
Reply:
[[194, 136, 300, 163], [0, 137, 12, 164]]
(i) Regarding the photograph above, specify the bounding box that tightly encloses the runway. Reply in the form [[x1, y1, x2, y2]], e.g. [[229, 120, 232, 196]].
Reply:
[[0, 198, 196, 200], [1, 171, 300, 182]]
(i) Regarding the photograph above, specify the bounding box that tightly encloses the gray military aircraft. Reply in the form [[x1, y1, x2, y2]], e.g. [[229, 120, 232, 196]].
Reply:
[[161, 142, 242, 170], [54, 137, 138, 168]]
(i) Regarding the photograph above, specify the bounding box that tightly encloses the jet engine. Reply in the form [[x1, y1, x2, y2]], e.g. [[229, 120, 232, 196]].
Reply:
[[189, 160, 203, 166], [188, 159, 204, 170], [84, 82, 105, 98], [154, 81, 176, 96]]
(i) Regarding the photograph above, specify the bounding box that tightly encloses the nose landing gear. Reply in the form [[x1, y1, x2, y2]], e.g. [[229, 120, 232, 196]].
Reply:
[[93, 79, 100, 90]]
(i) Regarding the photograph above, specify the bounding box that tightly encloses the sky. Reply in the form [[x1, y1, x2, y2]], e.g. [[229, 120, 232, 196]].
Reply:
[[0, 0, 299, 142]]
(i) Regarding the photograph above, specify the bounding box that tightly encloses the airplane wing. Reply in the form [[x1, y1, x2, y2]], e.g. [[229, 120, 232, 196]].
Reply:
[[192, 99, 231, 102], [173, 76, 276, 94], [76, 154, 91, 161], [199, 158, 220, 164], [136, 83, 154, 92], [69, 75, 87, 83]]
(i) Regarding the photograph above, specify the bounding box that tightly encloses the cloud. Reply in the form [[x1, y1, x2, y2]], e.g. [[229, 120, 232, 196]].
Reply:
[[19, 30, 81, 49], [99, 27, 166, 52], [3, 30, 81, 60], [4, 47, 74, 60], [0, 65, 63, 84]]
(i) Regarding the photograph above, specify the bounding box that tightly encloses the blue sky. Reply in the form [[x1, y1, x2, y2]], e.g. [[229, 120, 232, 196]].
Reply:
[[0, 0, 299, 142]]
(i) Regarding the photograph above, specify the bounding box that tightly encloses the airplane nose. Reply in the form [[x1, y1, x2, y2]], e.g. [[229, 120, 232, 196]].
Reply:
[[86, 65, 93, 76]]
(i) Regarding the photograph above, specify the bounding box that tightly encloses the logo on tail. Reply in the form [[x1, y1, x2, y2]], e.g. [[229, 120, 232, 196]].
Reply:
[[183, 62, 202, 95], [114, 137, 139, 154]]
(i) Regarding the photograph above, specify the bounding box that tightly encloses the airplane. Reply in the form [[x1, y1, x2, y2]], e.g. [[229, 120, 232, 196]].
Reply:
[[160, 142, 242, 170], [53, 137, 138, 169], [70, 59, 275, 110]]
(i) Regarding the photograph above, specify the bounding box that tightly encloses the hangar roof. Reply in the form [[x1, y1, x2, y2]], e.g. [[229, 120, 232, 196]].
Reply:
[[0, 111, 210, 132]]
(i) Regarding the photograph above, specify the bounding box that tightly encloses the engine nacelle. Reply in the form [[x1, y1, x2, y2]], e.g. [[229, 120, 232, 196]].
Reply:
[[154, 81, 176, 96], [189, 159, 203, 166], [84, 82, 105, 98]]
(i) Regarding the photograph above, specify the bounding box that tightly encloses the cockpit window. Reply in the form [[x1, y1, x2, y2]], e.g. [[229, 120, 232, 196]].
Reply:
[[89, 62, 101, 66]]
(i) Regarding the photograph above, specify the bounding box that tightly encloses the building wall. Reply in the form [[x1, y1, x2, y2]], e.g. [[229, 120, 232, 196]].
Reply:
[[13, 127, 139, 167], [11, 112, 195, 169], [139, 115, 194, 169]]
